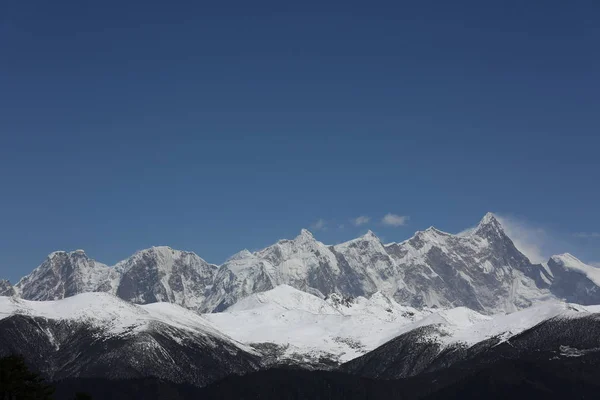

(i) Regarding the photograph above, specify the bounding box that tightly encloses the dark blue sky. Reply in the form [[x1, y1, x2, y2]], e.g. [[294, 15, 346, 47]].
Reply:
[[1, 0, 599, 281]]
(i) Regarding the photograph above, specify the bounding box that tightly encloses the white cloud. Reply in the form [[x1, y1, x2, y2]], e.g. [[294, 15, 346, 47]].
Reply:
[[574, 232, 600, 239], [352, 216, 370, 226], [311, 219, 326, 231], [494, 214, 548, 264], [456, 226, 476, 237], [382, 213, 409, 227]]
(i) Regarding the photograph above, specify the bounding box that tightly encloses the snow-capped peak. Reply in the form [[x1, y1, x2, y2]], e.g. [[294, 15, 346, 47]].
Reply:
[[406, 226, 452, 247], [0, 292, 242, 343], [150, 245, 174, 252], [116, 246, 214, 273], [363, 230, 379, 240], [423, 226, 452, 236], [140, 245, 177, 258], [227, 249, 255, 261], [14, 251, 118, 301], [48, 249, 88, 260], [114, 245, 217, 311], [549, 253, 600, 286], [52, 249, 91, 257], [6, 212, 600, 318], [551, 253, 583, 264], [481, 211, 498, 224], [336, 230, 383, 249], [297, 228, 315, 241], [473, 212, 504, 236], [225, 284, 340, 315]]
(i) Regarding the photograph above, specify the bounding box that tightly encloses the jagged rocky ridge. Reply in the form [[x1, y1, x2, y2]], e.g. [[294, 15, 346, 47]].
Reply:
[[3, 213, 599, 314]]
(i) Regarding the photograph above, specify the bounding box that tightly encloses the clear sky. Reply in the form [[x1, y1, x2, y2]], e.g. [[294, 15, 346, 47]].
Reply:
[[1, 0, 599, 282]]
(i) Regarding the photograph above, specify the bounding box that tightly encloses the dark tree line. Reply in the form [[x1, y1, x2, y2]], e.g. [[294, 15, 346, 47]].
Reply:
[[0, 355, 91, 400]]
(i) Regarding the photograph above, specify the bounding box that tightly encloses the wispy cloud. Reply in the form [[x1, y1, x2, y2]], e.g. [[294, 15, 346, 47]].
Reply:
[[494, 214, 548, 264], [590, 261, 600, 268], [311, 219, 327, 231], [455, 213, 599, 267], [352, 216, 370, 226], [382, 213, 409, 227], [574, 232, 600, 239]]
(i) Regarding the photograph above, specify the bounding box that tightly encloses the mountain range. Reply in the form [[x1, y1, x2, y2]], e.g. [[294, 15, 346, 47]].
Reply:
[[3, 213, 599, 314], [2, 212, 600, 398]]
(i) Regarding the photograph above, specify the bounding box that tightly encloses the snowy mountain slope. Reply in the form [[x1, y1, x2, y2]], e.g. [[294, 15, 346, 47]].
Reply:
[[545, 254, 600, 305], [0, 292, 255, 350], [115, 246, 218, 312], [205, 285, 432, 365], [2, 283, 600, 386], [198, 315, 600, 400], [341, 301, 600, 379], [226, 285, 340, 315], [398, 301, 586, 347], [325, 291, 425, 322], [205, 285, 599, 369], [14, 250, 119, 300], [201, 250, 278, 312], [0, 293, 261, 387], [549, 254, 600, 285]]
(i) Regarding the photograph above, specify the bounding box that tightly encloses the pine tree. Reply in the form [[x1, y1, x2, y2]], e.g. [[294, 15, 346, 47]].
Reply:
[[0, 354, 54, 400]]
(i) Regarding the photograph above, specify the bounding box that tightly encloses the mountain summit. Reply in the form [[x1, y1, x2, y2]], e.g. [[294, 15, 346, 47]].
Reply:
[[14, 250, 118, 301]]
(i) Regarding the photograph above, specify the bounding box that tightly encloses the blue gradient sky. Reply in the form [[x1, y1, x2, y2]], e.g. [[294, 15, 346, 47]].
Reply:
[[1, 0, 599, 281]]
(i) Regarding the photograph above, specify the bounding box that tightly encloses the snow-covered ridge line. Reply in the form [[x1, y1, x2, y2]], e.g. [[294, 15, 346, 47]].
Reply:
[[549, 253, 600, 286], [0, 291, 256, 353], [2, 284, 600, 368], [205, 285, 600, 364], [3, 212, 600, 315], [7, 214, 500, 279]]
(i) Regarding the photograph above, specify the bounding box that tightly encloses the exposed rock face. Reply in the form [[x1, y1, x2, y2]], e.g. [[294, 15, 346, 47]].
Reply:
[[382, 214, 552, 312], [14, 250, 119, 301], [115, 246, 218, 312], [0, 280, 15, 296], [13, 247, 219, 312], [256, 229, 345, 296], [202, 250, 277, 313]]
